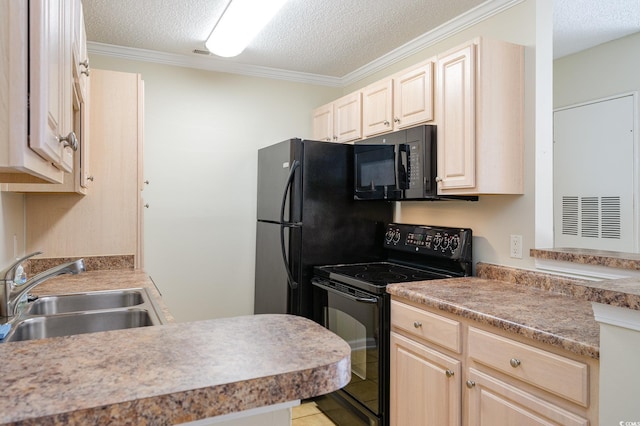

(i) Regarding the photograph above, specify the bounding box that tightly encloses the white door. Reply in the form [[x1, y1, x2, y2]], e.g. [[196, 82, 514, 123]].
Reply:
[[554, 94, 637, 251]]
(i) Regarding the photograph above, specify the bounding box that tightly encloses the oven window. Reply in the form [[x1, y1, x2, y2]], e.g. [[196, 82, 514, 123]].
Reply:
[[322, 293, 381, 415]]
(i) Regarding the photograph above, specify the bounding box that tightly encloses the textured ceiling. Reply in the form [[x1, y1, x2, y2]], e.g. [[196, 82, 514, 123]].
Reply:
[[82, 0, 640, 79]]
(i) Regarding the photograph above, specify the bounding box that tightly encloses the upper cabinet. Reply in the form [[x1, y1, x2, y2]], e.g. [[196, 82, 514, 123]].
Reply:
[[0, 0, 82, 184], [436, 37, 524, 195], [2, 0, 88, 190], [312, 92, 362, 143], [362, 60, 435, 137]]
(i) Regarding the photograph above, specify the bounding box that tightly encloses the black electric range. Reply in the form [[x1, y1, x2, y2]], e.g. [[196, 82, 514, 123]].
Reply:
[[311, 223, 473, 426]]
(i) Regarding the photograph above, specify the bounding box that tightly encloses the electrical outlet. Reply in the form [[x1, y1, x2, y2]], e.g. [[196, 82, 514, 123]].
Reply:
[[510, 235, 523, 259]]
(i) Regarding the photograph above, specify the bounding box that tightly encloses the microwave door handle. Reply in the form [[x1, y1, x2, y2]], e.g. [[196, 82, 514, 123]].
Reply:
[[280, 160, 300, 289], [397, 144, 408, 190]]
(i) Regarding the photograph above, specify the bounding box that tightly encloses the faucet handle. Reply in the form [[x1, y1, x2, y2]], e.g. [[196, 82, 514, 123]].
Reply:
[[2, 251, 43, 283]]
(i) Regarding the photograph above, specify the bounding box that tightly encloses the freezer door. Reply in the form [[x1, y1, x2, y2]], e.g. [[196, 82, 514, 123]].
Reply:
[[257, 139, 297, 222], [255, 221, 296, 314]]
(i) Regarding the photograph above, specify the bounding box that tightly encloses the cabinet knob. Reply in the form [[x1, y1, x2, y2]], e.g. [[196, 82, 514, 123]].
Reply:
[[144, 180, 150, 185], [58, 132, 78, 151], [435, 176, 443, 183], [86, 176, 94, 182], [466, 380, 476, 389], [333, 136, 338, 141], [79, 59, 89, 68], [510, 358, 521, 368], [383, 120, 390, 126], [394, 117, 400, 123], [445, 369, 455, 378], [81, 68, 90, 77], [413, 321, 422, 328], [144, 204, 150, 208]]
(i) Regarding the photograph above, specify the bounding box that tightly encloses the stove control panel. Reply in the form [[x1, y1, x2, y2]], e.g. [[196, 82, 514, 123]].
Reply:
[[384, 223, 472, 260]]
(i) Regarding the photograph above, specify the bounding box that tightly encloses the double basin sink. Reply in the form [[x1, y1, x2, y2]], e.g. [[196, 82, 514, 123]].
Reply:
[[2, 288, 165, 342]]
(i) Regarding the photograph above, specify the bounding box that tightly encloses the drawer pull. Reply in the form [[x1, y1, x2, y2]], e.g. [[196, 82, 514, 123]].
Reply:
[[510, 358, 521, 368], [445, 369, 455, 378], [466, 380, 476, 389], [413, 321, 422, 328]]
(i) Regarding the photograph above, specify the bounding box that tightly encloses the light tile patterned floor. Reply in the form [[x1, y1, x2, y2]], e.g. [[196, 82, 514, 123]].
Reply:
[[292, 401, 336, 426]]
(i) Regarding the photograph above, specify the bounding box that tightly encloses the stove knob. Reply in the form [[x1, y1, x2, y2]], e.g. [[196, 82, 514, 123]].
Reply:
[[450, 235, 460, 253], [392, 230, 401, 244]]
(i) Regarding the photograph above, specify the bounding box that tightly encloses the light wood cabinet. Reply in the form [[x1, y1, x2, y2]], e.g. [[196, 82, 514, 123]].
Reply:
[[436, 37, 524, 195], [362, 79, 393, 137], [28, 0, 74, 173], [4, 0, 90, 194], [362, 60, 435, 138], [0, 0, 82, 184], [25, 70, 144, 268], [390, 332, 461, 426], [312, 92, 362, 143], [390, 298, 598, 426], [466, 369, 588, 426]]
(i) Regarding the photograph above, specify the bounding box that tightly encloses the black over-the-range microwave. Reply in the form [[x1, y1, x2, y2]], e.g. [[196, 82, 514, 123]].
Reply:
[[354, 125, 478, 201]]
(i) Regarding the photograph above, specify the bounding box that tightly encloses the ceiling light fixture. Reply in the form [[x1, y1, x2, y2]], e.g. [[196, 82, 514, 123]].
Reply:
[[205, 0, 289, 58]]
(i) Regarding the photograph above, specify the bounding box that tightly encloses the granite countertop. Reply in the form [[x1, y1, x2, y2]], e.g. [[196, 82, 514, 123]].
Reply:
[[0, 271, 351, 425], [531, 247, 640, 271]]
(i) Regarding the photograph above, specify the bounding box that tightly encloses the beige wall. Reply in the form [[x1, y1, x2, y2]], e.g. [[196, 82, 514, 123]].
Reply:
[[0, 192, 24, 267], [88, 55, 341, 321], [554, 31, 640, 108]]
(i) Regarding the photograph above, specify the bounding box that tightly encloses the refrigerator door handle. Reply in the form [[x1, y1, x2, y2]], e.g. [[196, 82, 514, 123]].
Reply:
[[280, 160, 300, 290]]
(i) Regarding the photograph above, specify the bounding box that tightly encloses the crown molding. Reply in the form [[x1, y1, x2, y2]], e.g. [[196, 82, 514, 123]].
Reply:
[[87, 42, 344, 87], [88, 0, 523, 88], [341, 0, 524, 86]]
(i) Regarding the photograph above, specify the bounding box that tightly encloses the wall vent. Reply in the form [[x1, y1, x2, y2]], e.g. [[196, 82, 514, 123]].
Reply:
[[561, 195, 621, 240]]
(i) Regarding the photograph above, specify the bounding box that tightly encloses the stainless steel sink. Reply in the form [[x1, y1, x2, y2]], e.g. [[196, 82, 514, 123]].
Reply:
[[1, 288, 166, 343], [8, 309, 156, 341], [25, 289, 144, 315]]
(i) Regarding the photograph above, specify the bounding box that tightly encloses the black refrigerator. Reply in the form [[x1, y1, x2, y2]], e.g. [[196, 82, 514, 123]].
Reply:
[[255, 138, 393, 319]]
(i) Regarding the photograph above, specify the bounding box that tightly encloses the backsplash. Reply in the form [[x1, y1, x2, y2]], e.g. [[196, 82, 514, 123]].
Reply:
[[27, 255, 135, 275]]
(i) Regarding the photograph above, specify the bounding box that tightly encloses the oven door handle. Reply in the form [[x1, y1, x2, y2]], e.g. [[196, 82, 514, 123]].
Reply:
[[311, 280, 379, 304]]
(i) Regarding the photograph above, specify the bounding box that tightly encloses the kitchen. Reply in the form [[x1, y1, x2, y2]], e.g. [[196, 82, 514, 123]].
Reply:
[[1, 0, 640, 424]]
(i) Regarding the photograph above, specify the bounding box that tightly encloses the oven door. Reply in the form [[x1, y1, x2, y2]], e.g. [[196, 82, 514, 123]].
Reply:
[[311, 277, 387, 425]]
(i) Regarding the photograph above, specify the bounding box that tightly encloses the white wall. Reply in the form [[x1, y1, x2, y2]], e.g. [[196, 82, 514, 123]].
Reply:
[[89, 55, 341, 322]]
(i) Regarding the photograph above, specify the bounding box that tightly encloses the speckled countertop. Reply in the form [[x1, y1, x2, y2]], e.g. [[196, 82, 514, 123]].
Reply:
[[531, 247, 640, 271], [0, 270, 351, 425], [388, 262, 640, 361]]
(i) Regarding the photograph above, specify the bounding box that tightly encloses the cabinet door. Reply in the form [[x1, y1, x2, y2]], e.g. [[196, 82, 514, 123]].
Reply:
[[467, 369, 588, 426], [394, 61, 434, 129], [29, 0, 73, 171], [436, 43, 476, 190], [362, 79, 393, 137], [390, 332, 461, 426], [312, 103, 333, 142], [334, 92, 362, 143]]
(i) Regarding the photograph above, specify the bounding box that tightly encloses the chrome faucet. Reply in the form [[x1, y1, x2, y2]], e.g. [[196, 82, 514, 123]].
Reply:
[[0, 252, 86, 318]]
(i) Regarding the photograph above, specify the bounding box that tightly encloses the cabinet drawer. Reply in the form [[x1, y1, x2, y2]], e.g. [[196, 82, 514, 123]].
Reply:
[[468, 327, 588, 406], [391, 300, 461, 353]]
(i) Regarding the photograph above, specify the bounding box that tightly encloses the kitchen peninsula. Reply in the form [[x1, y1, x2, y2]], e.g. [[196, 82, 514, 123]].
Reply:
[[0, 269, 351, 425]]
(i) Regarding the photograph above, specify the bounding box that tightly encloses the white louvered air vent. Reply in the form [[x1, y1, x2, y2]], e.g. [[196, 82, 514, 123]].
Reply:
[[561, 196, 621, 240]]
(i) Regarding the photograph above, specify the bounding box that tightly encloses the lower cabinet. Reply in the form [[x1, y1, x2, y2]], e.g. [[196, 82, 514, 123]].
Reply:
[[466, 369, 587, 426], [390, 332, 461, 426], [390, 298, 598, 426]]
